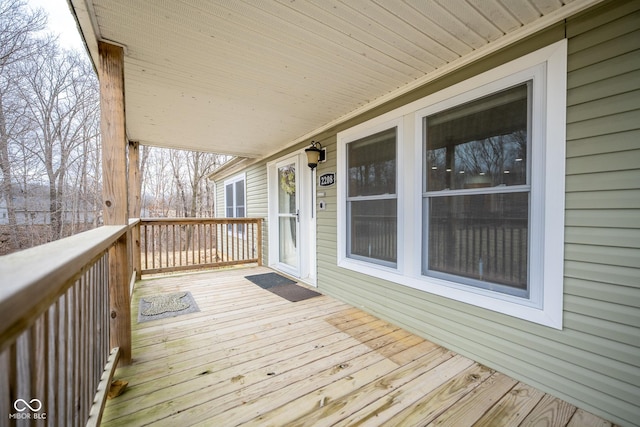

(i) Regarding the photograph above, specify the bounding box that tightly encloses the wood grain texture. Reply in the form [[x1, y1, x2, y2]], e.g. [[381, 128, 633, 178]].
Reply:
[[100, 267, 613, 426], [138, 218, 263, 274], [0, 225, 126, 353], [99, 41, 132, 365], [1, 250, 115, 426]]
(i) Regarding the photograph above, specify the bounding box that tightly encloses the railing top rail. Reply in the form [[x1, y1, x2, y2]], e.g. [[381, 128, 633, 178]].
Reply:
[[140, 217, 263, 224], [0, 225, 128, 353]]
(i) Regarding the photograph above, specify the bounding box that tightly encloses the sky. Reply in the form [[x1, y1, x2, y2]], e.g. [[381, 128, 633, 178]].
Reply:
[[27, 0, 84, 50]]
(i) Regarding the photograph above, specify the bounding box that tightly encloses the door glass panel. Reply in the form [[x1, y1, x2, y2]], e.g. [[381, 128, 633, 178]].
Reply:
[[279, 217, 297, 266], [278, 165, 296, 214], [277, 163, 298, 269]]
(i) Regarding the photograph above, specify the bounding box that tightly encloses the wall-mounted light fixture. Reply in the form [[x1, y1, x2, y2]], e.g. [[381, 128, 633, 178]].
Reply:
[[304, 141, 325, 170]]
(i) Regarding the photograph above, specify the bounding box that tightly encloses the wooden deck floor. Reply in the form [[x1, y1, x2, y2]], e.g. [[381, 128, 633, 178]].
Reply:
[[102, 266, 614, 426]]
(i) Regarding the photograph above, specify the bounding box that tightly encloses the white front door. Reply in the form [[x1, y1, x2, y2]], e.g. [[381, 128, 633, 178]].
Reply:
[[276, 158, 300, 275], [269, 152, 316, 285]]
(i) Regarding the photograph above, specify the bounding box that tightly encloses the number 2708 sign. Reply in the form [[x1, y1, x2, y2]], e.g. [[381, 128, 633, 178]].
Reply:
[[319, 173, 336, 187]]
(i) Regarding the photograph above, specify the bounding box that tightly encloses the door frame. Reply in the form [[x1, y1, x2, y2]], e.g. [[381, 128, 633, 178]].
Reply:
[[267, 150, 317, 286]]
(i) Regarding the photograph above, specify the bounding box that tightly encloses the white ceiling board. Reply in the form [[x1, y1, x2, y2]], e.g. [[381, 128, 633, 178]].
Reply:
[[70, 0, 603, 158]]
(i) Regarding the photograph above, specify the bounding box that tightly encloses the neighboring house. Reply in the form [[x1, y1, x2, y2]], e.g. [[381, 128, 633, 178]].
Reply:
[[0, 185, 51, 225], [0, 184, 97, 226], [69, 0, 639, 425], [209, 2, 640, 426]]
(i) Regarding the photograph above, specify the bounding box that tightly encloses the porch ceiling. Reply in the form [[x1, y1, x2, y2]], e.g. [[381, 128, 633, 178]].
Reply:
[[69, 0, 600, 159]]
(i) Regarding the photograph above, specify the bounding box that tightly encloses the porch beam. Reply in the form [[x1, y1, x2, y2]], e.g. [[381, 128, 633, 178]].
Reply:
[[128, 141, 141, 219], [99, 41, 131, 364]]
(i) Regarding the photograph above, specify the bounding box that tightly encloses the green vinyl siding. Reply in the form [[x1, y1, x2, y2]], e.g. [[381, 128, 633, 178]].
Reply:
[[564, 13, 640, 426], [312, 1, 640, 426], [215, 181, 224, 218], [214, 1, 639, 425], [245, 165, 268, 266], [214, 164, 269, 265]]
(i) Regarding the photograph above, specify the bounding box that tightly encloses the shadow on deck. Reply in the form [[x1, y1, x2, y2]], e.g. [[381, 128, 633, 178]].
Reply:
[[102, 266, 613, 426]]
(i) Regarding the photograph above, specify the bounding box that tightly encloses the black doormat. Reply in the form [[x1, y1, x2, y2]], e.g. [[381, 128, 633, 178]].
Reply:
[[245, 272, 296, 289], [267, 283, 321, 302], [245, 273, 321, 302]]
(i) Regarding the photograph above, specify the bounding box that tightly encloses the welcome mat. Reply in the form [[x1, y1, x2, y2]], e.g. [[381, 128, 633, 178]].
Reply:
[[245, 272, 296, 289], [138, 291, 200, 323], [245, 273, 321, 302]]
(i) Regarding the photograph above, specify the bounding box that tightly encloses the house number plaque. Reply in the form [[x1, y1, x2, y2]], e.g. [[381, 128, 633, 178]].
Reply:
[[319, 173, 336, 187]]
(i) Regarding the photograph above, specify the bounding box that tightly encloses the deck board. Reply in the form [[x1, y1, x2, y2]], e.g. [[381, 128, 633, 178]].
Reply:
[[101, 266, 614, 426]]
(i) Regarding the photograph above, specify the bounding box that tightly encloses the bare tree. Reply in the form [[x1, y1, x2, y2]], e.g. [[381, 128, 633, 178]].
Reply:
[[67, 60, 100, 233], [140, 146, 228, 218], [168, 148, 227, 217], [0, 0, 47, 250], [169, 149, 189, 217], [187, 151, 223, 217], [18, 48, 97, 239]]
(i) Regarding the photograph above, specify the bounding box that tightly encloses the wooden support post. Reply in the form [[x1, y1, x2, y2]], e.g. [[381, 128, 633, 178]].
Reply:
[[128, 141, 142, 281], [128, 141, 141, 219], [99, 41, 131, 365]]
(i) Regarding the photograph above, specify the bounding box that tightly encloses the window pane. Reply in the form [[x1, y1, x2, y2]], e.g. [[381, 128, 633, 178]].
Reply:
[[425, 192, 528, 291], [349, 199, 397, 264], [425, 83, 529, 191], [225, 183, 233, 208], [348, 128, 396, 197], [235, 180, 245, 208]]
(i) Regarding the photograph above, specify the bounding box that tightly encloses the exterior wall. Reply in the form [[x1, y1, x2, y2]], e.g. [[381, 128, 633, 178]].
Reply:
[[214, 1, 639, 425], [215, 164, 270, 265], [245, 164, 269, 266], [313, 2, 639, 426]]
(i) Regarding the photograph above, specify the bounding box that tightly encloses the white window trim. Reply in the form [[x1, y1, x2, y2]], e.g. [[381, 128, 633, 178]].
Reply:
[[337, 40, 567, 329], [338, 117, 404, 275]]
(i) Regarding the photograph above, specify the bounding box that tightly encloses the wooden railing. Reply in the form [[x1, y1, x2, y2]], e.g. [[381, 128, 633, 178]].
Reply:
[[138, 218, 262, 275], [0, 225, 129, 426], [0, 217, 262, 425]]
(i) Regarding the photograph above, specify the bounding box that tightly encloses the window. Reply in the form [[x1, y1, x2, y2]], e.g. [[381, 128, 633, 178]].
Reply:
[[224, 174, 245, 231], [337, 40, 567, 328], [346, 127, 397, 267], [423, 83, 531, 297]]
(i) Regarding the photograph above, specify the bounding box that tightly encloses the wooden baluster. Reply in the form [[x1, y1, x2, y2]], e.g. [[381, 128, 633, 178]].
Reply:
[[46, 303, 57, 425], [0, 348, 10, 423], [167, 223, 171, 269], [143, 225, 147, 271], [30, 316, 46, 427], [192, 224, 196, 266], [258, 219, 263, 265], [242, 222, 246, 260], [196, 224, 200, 265], [172, 223, 175, 267], [219, 222, 222, 263]]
